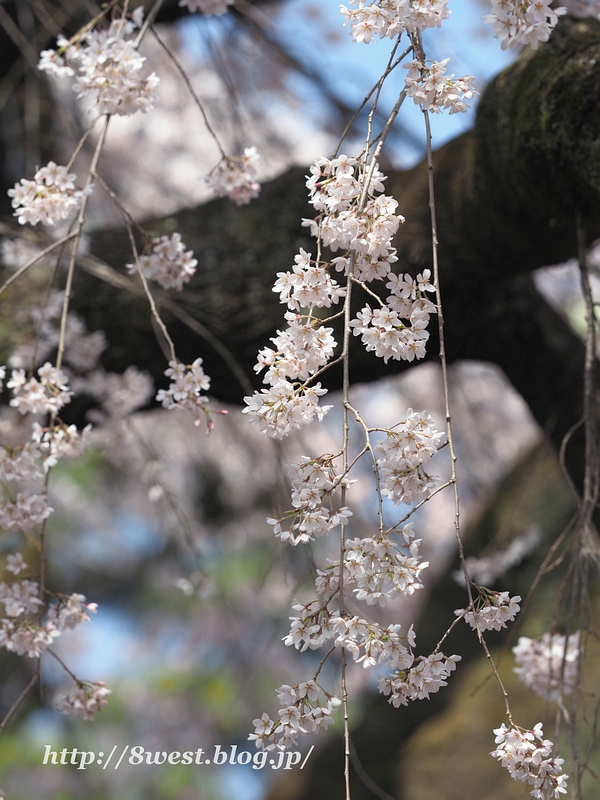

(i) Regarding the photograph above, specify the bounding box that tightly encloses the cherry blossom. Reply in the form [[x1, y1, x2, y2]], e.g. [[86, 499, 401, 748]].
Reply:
[[249, 682, 341, 751], [491, 723, 568, 798], [379, 652, 461, 706], [7, 362, 72, 416], [374, 409, 444, 504], [0, 491, 52, 532], [404, 58, 477, 114], [207, 147, 261, 205], [55, 682, 111, 721], [126, 232, 197, 291], [8, 163, 86, 226], [483, 0, 567, 50], [513, 631, 580, 701], [156, 359, 211, 425], [39, 16, 159, 117], [0, 618, 60, 658], [340, 0, 451, 43], [456, 590, 521, 632]]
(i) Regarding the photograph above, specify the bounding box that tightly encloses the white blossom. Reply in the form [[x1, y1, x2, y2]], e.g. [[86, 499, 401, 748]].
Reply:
[[374, 409, 444, 504], [47, 593, 98, 631], [513, 631, 580, 702], [0, 618, 60, 658], [483, 0, 567, 51], [207, 147, 261, 205], [7, 362, 72, 416], [249, 682, 340, 751], [156, 358, 211, 425], [378, 651, 461, 706], [243, 381, 332, 439], [340, 0, 451, 43], [0, 579, 44, 617], [8, 163, 86, 227], [6, 553, 27, 576], [491, 722, 568, 798], [39, 18, 159, 116], [31, 422, 93, 470], [0, 442, 42, 482], [55, 682, 110, 721], [404, 58, 477, 115], [0, 491, 52, 532], [126, 232, 197, 290], [456, 590, 521, 632]]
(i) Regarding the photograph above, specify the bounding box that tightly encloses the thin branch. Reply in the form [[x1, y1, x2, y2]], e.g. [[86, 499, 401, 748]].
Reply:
[[0, 231, 78, 297], [0, 668, 39, 733]]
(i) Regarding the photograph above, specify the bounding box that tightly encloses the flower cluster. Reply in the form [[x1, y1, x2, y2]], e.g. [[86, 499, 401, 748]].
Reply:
[[0, 442, 42, 482], [0, 618, 60, 658], [0, 578, 44, 617], [404, 58, 476, 114], [6, 362, 72, 416], [126, 232, 198, 291], [345, 525, 428, 605], [8, 162, 86, 227], [284, 600, 416, 664], [513, 631, 580, 702], [378, 652, 461, 706], [374, 410, 444, 504], [38, 15, 159, 116], [314, 524, 428, 606], [0, 553, 98, 661], [267, 457, 352, 545], [55, 681, 111, 721], [273, 248, 346, 311], [304, 155, 404, 283], [243, 375, 331, 439], [350, 270, 436, 363], [156, 359, 211, 425], [179, 0, 235, 14], [0, 491, 52, 532], [456, 590, 521, 632], [31, 422, 93, 470], [206, 147, 261, 206], [249, 682, 341, 751], [483, 0, 567, 50], [340, 0, 450, 43], [255, 313, 337, 384], [47, 593, 98, 629], [491, 723, 568, 798]]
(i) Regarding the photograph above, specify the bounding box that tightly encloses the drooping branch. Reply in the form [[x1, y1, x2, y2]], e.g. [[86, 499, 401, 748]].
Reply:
[[0, 17, 599, 498]]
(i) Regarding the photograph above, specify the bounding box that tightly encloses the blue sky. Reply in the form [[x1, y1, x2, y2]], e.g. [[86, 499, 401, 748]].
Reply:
[[179, 0, 515, 166]]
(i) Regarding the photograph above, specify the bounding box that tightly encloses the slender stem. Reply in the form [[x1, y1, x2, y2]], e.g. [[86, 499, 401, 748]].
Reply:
[[56, 116, 110, 372], [340, 259, 353, 800], [332, 44, 412, 159], [0, 668, 39, 733], [123, 217, 177, 363], [0, 232, 78, 297], [150, 26, 227, 159], [134, 0, 165, 46]]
